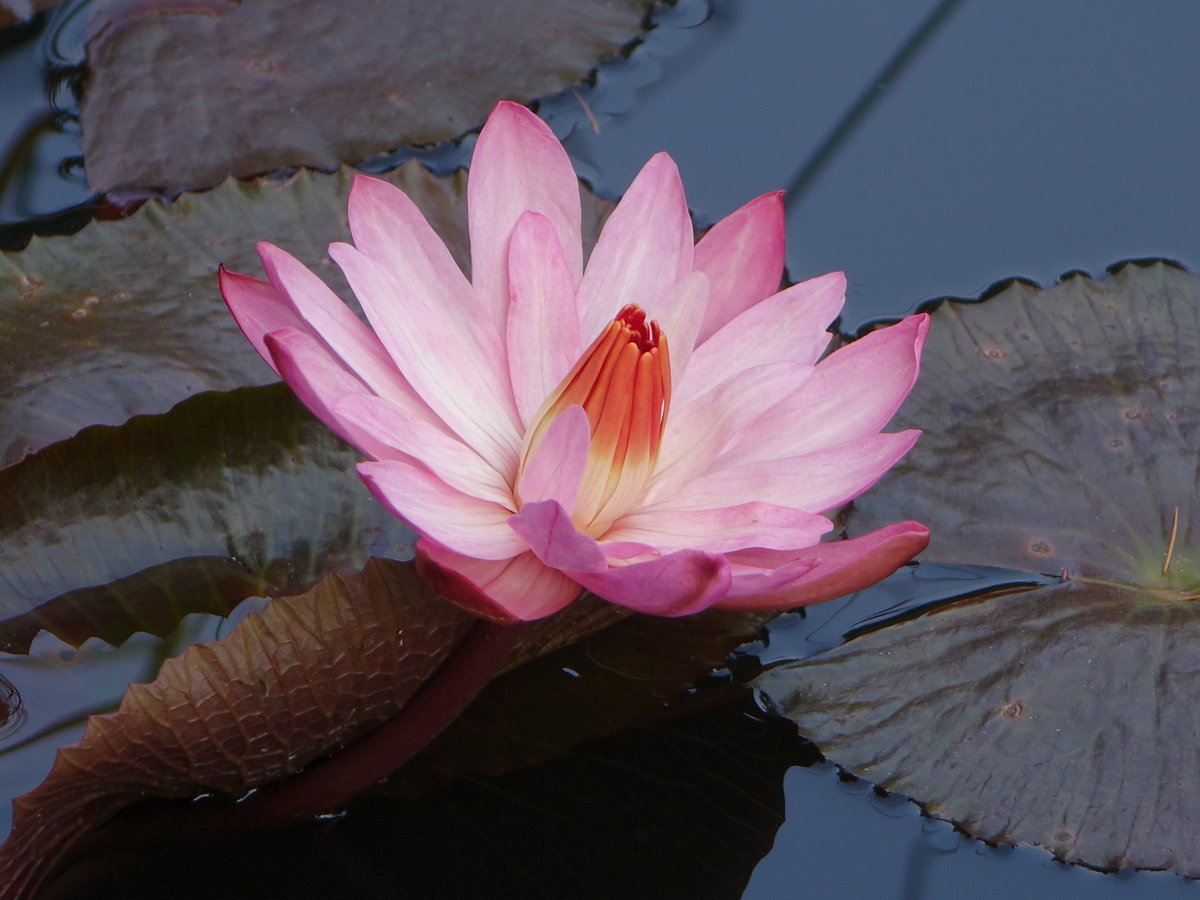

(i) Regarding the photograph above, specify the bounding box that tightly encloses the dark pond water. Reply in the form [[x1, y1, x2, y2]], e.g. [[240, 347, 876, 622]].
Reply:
[[2, 0, 1200, 897]]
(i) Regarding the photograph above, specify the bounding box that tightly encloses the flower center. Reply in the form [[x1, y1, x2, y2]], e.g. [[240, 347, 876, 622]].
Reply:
[[519, 304, 671, 535]]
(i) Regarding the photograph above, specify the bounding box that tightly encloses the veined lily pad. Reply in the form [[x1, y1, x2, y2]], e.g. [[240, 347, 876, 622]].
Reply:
[[0, 383, 414, 653], [0, 162, 613, 470], [756, 261, 1200, 874], [81, 0, 655, 193]]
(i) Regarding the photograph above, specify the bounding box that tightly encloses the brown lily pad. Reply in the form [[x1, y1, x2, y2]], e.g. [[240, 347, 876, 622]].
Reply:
[[0, 383, 414, 654], [756, 261, 1200, 874], [81, 0, 655, 194]]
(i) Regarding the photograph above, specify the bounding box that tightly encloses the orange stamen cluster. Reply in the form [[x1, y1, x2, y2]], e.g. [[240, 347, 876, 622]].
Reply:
[[519, 305, 671, 535]]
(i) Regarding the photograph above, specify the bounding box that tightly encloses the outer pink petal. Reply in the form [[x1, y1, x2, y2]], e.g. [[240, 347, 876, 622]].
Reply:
[[358, 460, 527, 560], [576, 549, 731, 617], [346, 174, 476, 312], [330, 242, 521, 475], [265, 328, 399, 462], [716, 521, 930, 609], [577, 152, 695, 340], [468, 102, 583, 330], [506, 211, 582, 426], [652, 430, 921, 515], [722, 314, 929, 466], [333, 393, 512, 506], [649, 361, 811, 500], [604, 501, 833, 554], [509, 500, 731, 616], [692, 191, 786, 343], [256, 243, 420, 410], [219, 267, 302, 375], [416, 540, 581, 622], [516, 404, 589, 511], [675, 272, 845, 407]]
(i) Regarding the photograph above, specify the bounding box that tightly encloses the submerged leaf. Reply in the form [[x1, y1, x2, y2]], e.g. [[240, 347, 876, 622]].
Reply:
[[758, 261, 1200, 874], [0, 384, 413, 653], [81, 0, 655, 193], [0, 163, 614, 470]]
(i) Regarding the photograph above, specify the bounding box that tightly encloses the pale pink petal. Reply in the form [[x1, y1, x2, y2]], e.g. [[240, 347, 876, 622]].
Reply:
[[256, 243, 419, 410], [334, 393, 512, 506], [265, 328, 398, 461], [358, 460, 527, 560], [508, 500, 731, 616], [219, 267, 302, 374], [605, 501, 833, 554], [577, 153, 694, 339], [717, 521, 930, 609], [652, 430, 921, 515], [693, 191, 786, 343], [675, 272, 845, 406], [515, 405, 589, 511], [468, 102, 583, 328], [506, 211, 582, 426], [346, 173, 475, 311], [722, 314, 929, 466], [330, 242, 521, 475], [649, 362, 811, 500], [641, 271, 708, 391], [416, 540, 581, 621]]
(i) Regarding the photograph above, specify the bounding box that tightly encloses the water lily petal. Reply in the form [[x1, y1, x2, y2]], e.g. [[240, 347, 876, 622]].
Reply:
[[641, 270, 708, 391], [577, 152, 694, 339], [509, 500, 731, 616], [330, 241, 521, 475], [358, 459, 526, 560], [219, 267, 302, 374], [718, 521, 931, 609], [264, 328, 400, 461], [416, 540, 581, 621], [515, 404, 589, 511], [723, 314, 930, 465], [346, 173, 475, 312], [578, 548, 732, 616], [606, 501, 833, 554], [693, 191, 786, 343], [506, 211, 583, 426], [654, 430, 921, 515], [469, 101, 583, 330], [334, 393, 512, 506], [256, 242, 420, 408], [676, 271, 845, 406], [650, 361, 812, 498]]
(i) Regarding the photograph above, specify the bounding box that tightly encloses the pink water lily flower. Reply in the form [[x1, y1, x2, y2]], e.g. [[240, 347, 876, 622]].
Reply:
[[221, 101, 929, 621]]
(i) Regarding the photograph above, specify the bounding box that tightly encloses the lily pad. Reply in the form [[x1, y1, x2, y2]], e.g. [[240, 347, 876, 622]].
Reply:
[[757, 261, 1200, 874], [0, 162, 613, 470], [81, 0, 655, 193], [0, 383, 415, 653]]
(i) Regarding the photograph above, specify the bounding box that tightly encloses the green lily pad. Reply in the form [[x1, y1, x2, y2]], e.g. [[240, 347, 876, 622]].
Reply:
[[0, 383, 414, 653], [0, 163, 614, 470], [757, 261, 1200, 874], [81, 0, 655, 193]]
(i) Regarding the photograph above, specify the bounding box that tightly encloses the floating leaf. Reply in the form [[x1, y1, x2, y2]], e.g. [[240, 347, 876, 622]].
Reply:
[[0, 559, 477, 896], [0, 383, 413, 653], [0, 163, 614, 469], [757, 261, 1200, 874], [81, 0, 655, 193]]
